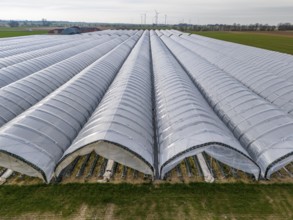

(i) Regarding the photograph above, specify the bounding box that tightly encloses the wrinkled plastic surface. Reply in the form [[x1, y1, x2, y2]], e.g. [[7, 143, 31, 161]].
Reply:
[[0, 30, 292, 182], [151, 31, 260, 178], [0, 33, 140, 181], [160, 34, 293, 178], [57, 31, 154, 177]]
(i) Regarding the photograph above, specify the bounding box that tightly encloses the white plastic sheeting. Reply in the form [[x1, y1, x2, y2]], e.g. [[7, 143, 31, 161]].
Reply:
[[0, 36, 115, 87], [166, 35, 293, 117], [0, 33, 141, 182], [0, 36, 129, 127], [0, 29, 292, 182], [0, 36, 82, 58], [187, 34, 293, 77], [151, 32, 260, 178], [0, 35, 110, 69], [56, 31, 154, 177], [160, 34, 293, 178], [99, 29, 138, 36]]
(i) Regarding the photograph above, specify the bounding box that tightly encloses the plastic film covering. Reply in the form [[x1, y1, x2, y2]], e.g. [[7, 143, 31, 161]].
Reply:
[[0, 36, 129, 128], [150, 32, 260, 178], [155, 30, 163, 37], [56, 31, 154, 177], [0, 34, 140, 182], [0, 36, 114, 87], [186, 33, 293, 79], [0, 35, 107, 69], [0, 35, 51, 45], [0, 34, 88, 48], [0, 36, 80, 58], [0, 39, 74, 69], [169, 29, 188, 36], [100, 29, 138, 36], [161, 35, 293, 178], [170, 35, 293, 116], [159, 30, 173, 37], [0, 36, 61, 51], [189, 32, 293, 62]]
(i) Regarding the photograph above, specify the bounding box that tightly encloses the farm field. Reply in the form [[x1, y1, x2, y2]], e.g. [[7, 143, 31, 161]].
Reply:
[[2, 153, 293, 186], [2, 153, 293, 219], [190, 31, 293, 55], [1, 29, 293, 219], [0, 182, 293, 219], [0, 27, 48, 38]]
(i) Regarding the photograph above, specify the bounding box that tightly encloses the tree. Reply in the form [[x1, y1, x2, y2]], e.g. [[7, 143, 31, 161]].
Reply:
[[278, 23, 293, 31], [42, 18, 51, 27], [8, 20, 19, 27]]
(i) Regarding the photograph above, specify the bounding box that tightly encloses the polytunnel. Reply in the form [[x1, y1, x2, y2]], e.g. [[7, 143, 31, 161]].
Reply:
[[0, 33, 141, 182], [0, 36, 115, 87], [0, 34, 110, 69], [167, 34, 293, 116], [160, 35, 293, 178], [0, 29, 293, 183], [0, 36, 129, 127], [185, 33, 293, 76], [56, 31, 154, 178], [150, 31, 260, 179], [0, 36, 81, 59]]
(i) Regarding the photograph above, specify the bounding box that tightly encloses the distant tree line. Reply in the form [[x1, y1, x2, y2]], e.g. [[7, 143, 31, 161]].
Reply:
[[1, 19, 293, 31], [278, 23, 293, 31], [8, 20, 19, 27], [177, 22, 293, 32], [0, 19, 99, 28]]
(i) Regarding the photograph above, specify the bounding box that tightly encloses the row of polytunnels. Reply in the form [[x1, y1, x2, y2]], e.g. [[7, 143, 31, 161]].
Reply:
[[0, 29, 293, 184]]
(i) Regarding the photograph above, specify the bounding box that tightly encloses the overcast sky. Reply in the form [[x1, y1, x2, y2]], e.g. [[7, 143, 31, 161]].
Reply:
[[0, 0, 292, 25]]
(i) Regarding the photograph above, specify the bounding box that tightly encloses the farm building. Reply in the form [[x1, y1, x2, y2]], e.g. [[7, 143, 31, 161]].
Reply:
[[0, 29, 293, 184], [48, 28, 63, 34], [61, 26, 81, 35]]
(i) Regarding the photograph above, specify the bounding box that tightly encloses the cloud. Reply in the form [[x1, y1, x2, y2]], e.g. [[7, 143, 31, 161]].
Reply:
[[0, 0, 292, 24]]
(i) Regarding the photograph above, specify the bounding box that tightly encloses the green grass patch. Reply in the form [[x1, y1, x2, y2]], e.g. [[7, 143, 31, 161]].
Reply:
[[189, 31, 293, 55], [0, 182, 293, 219], [0, 27, 47, 38], [0, 31, 47, 38]]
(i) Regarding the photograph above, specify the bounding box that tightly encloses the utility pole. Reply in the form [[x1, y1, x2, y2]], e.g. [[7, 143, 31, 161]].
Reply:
[[165, 14, 167, 25], [141, 14, 143, 25], [155, 10, 159, 25]]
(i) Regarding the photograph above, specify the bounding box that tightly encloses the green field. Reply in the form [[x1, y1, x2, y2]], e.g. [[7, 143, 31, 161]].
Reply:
[[0, 182, 293, 219], [190, 31, 293, 55], [0, 27, 48, 38]]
